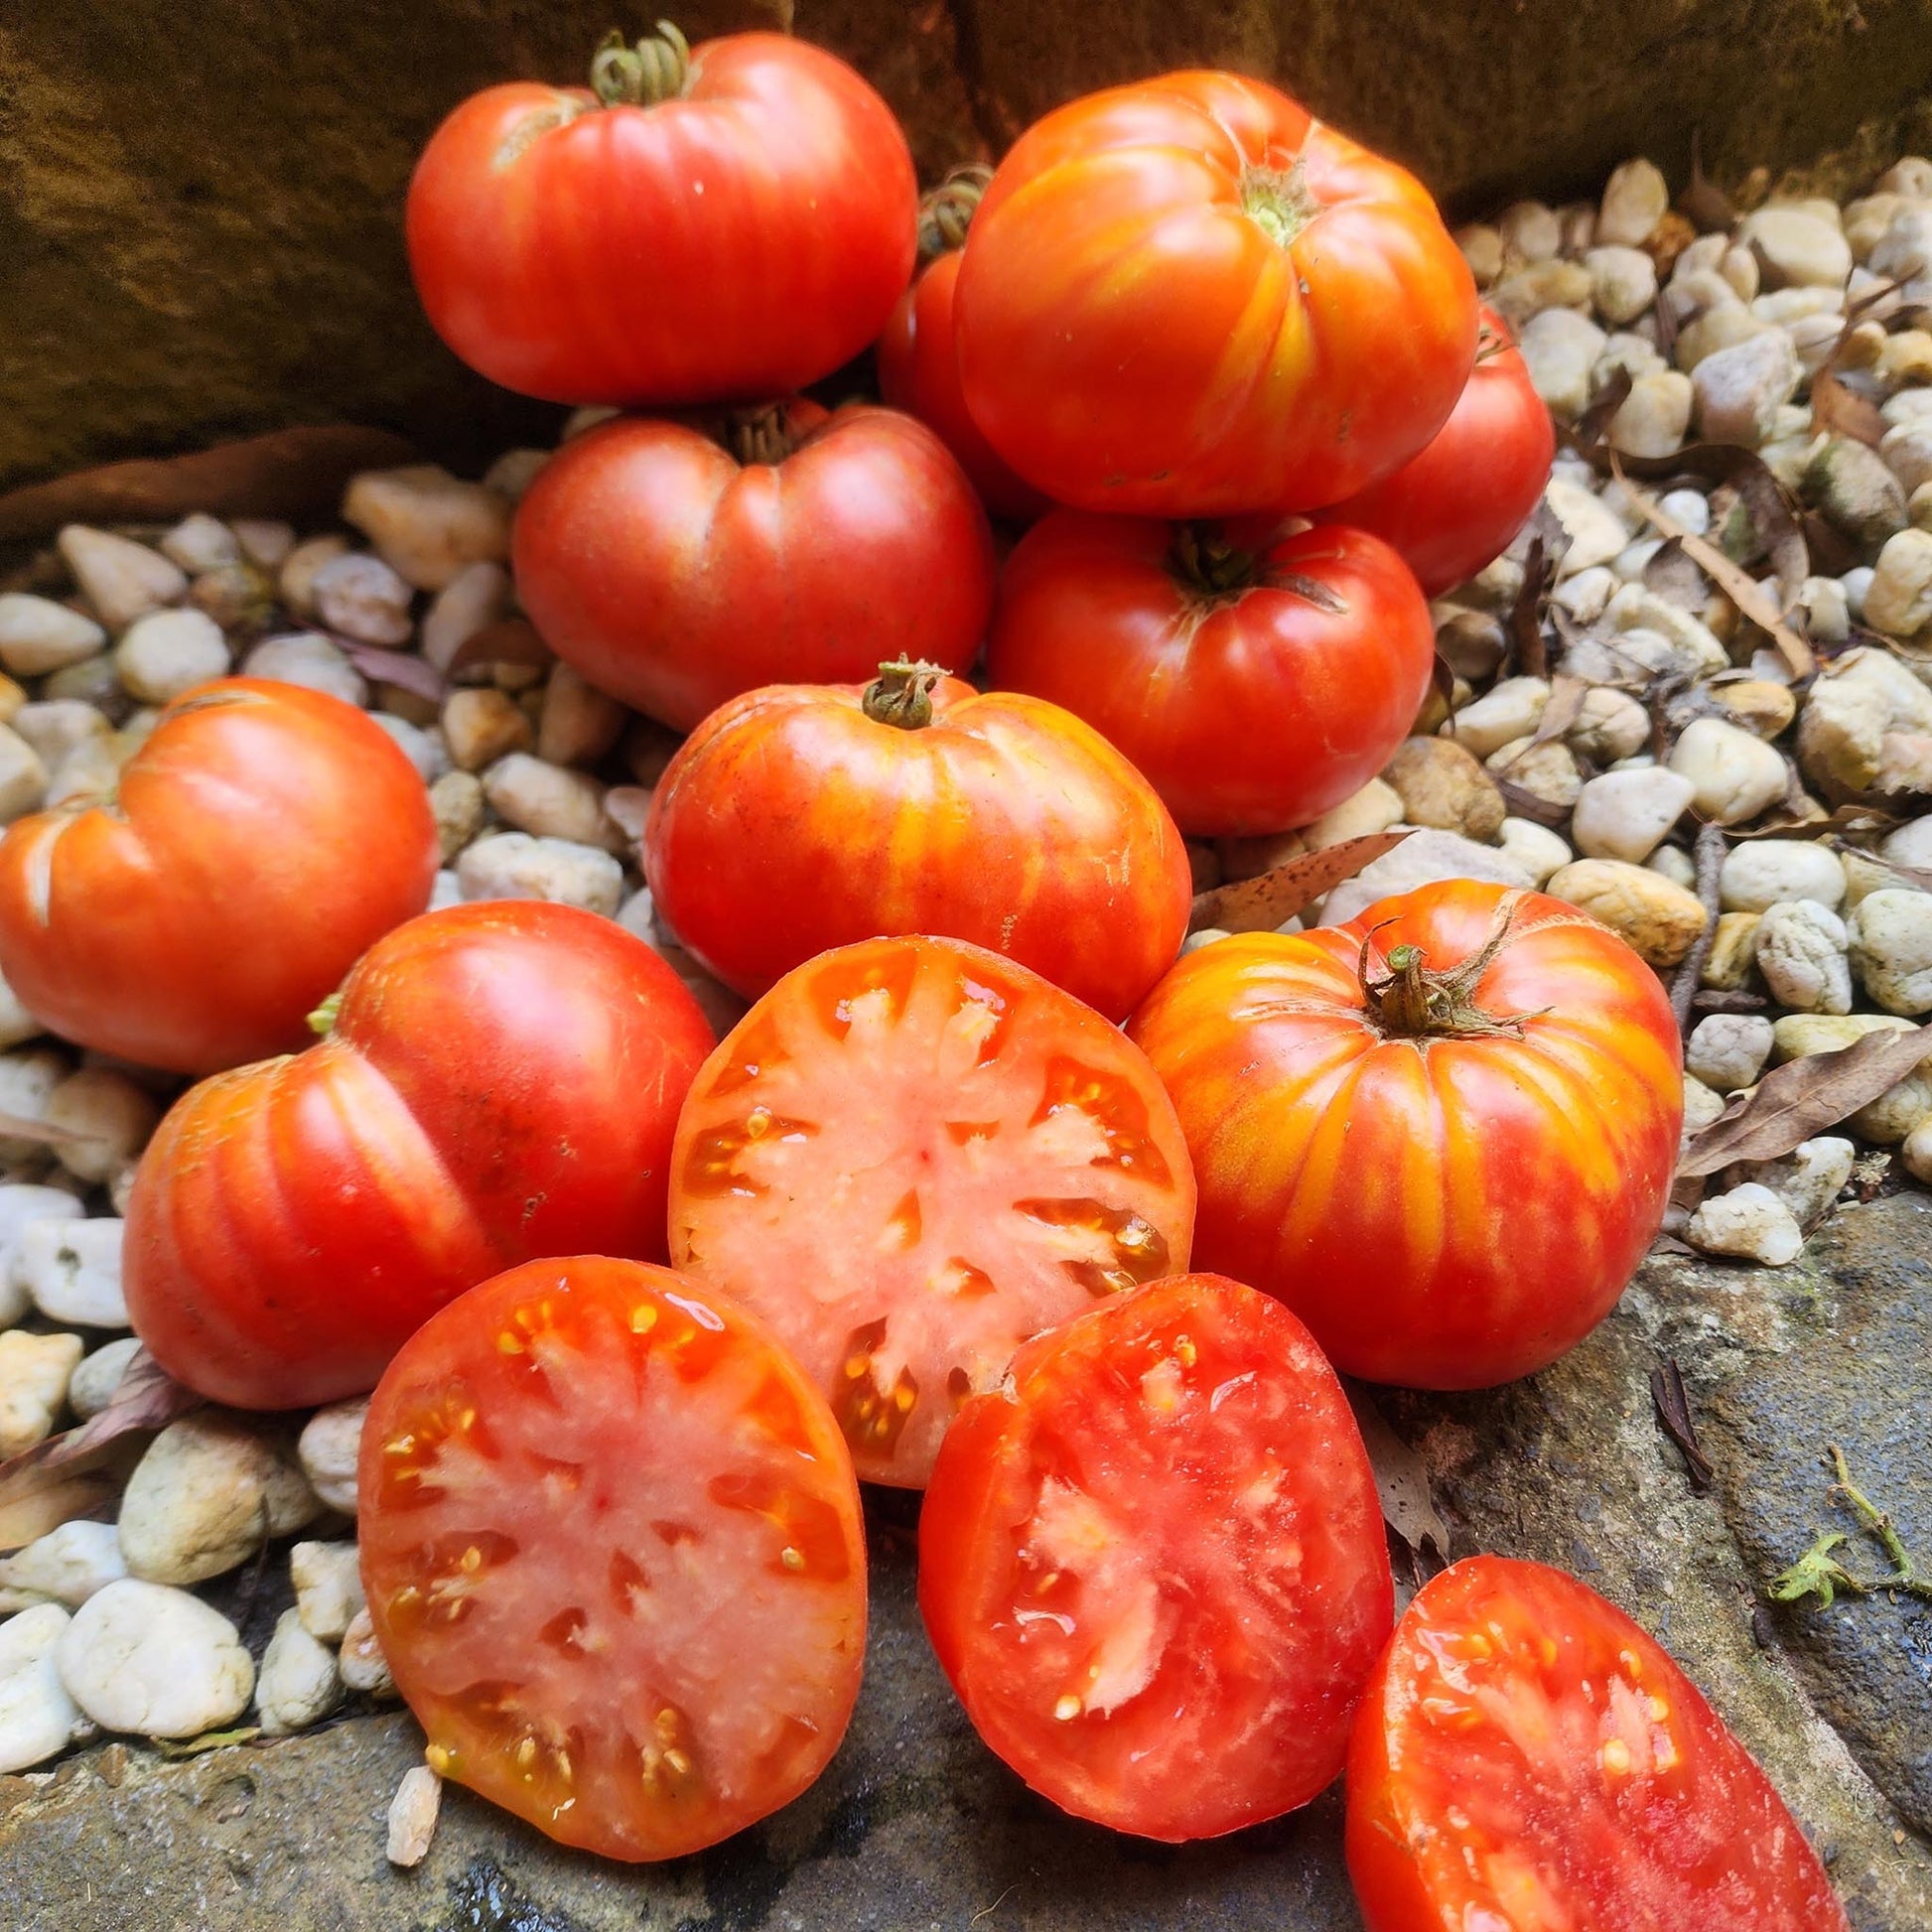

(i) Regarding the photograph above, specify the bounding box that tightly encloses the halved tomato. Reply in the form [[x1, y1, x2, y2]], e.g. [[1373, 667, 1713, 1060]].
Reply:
[[919, 1271, 1394, 1840], [359, 1256, 867, 1862], [1347, 1556, 1851, 1931], [667, 935, 1196, 1486]]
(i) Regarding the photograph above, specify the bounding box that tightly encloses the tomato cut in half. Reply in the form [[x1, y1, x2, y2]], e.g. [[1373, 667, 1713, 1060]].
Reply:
[[359, 1256, 867, 1862], [1346, 1556, 1851, 1932], [919, 1272, 1393, 1840], [667, 936, 1197, 1487]]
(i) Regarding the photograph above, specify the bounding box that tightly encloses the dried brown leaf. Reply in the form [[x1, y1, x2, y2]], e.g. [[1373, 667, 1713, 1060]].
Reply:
[[0, 1110, 88, 1148], [337, 643, 447, 706], [1810, 366, 1889, 448], [1429, 652, 1458, 739], [1494, 778, 1571, 828], [1680, 131, 1736, 233], [1677, 1028, 1932, 1176], [0, 426, 417, 544], [1188, 830, 1411, 935], [1650, 1359, 1716, 1490], [1642, 536, 1711, 613], [1345, 1388, 1451, 1563], [1506, 535, 1552, 680], [1531, 673, 1589, 748], [1732, 803, 1899, 842], [1568, 367, 1635, 457], [1829, 836, 1932, 892]]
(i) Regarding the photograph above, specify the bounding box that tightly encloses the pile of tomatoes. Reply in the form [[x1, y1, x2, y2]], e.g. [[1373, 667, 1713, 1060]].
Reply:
[[0, 23, 1851, 1930]]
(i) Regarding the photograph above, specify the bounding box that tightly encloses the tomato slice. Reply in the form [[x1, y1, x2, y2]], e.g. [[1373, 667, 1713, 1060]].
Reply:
[[918, 1272, 1394, 1840], [1346, 1557, 1851, 1931], [667, 935, 1196, 1487], [358, 1256, 867, 1862]]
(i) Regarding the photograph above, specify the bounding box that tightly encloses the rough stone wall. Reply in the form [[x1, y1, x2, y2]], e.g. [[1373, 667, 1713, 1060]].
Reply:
[[2, 0, 1930, 490]]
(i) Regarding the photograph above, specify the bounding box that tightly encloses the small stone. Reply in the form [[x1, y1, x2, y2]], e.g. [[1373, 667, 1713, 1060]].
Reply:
[[278, 535, 349, 619], [537, 663, 628, 767], [1446, 677, 1550, 759], [1456, 223, 1504, 284], [1702, 911, 1761, 989], [1486, 737, 1583, 814], [0, 1521, 127, 1607], [257, 1607, 342, 1736], [43, 1068, 158, 1184], [1595, 333, 1667, 386], [17, 1218, 126, 1328], [232, 519, 296, 570], [370, 714, 447, 783], [1646, 845, 1697, 892], [0, 1330, 83, 1458], [1489, 261, 1594, 329], [1682, 1073, 1727, 1134], [1610, 537, 1664, 583], [291, 1540, 365, 1643], [0, 1603, 85, 1773], [1320, 829, 1535, 927], [311, 552, 413, 647], [0, 1045, 71, 1167], [1602, 584, 1728, 676], [343, 465, 512, 592], [1879, 423, 1932, 497], [1753, 899, 1852, 1014], [1518, 308, 1608, 420], [1498, 200, 1562, 263], [1913, 482, 1932, 534], [483, 449, 550, 501], [1728, 1137, 1856, 1227], [1863, 528, 1932, 639], [117, 1413, 321, 1587], [1692, 330, 1801, 446], [1552, 565, 1617, 625], [0, 725, 48, 824], [1798, 645, 1932, 794], [1676, 307, 1769, 374], [1383, 738, 1505, 841], [12, 700, 108, 769], [1685, 1183, 1804, 1266], [41, 654, 128, 712], [1545, 480, 1630, 575], [1300, 778, 1404, 852], [1849, 890, 1932, 1015], [157, 514, 239, 575], [483, 754, 618, 849], [1546, 859, 1709, 967], [1587, 245, 1658, 327], [58, 1580, 253, 1738], [420, 560, 511, 673], [442, 687, 532, 771], [297, 1398, 367, 1516], [1686, 1014, 1775, 1093], [113, 608, 228, 704], [457, 833, 624, 918], [1570, 767, 1694, 863], [428, 767, 484, 863], [1657, 488, 1712, 534], [57, 527, 186, 631], [1737, 207, 1853, 290], [240, 632, 369, 708], [1496, 817, 1572, 886], [1719, 840, 1845, 912], [338, 1607, 395, 1698], [1806, 438, 1909, 548], [0, 595, 107, 677], [68, 1336, 142, 1420], [387, 1764, 443, 1867], [1711, 679, 1798, 740], [1433, 611, 1506, 681], [1608, 370, 1693, 458], [0, 1182, 81, 1327], [1668, 717, 1789, 825], [1882, 815, 1932, 872], [1566, 687, 1651, 765], [1597, 160, 1670, 247], [0, 971, 42, 1052]]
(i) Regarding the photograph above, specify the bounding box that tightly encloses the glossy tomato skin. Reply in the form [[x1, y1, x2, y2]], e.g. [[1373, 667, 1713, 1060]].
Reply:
[[1128, 881, 1683, 1387], [1316, 308, 1556, 597], [877, 251, 1048, 523], [920, 1271, 1393, 1841], [125, 901, 715, 1408], [986, 516, 1436, 836], [643, 674, 1191, 1020], [669, 935, 1196, 1487], [360, 1256, 867, 1861], [0, 678, 436, 1075], [406, 36, 915, 405], [1347, 1557, 1851, 1931], [954, 72, 1477, 517], [514, 402, 996, 732]]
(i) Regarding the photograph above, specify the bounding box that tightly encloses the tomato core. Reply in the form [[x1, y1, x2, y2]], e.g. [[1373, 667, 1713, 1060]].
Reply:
[[1167, 522, 1261, 602], [1358, 898, 1540, 1043], [1238, 162, 1317, 247], [859, 657, 946, 730]]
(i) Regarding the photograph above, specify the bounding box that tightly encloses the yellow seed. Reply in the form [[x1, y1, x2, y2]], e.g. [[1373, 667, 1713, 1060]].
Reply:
[[389, 1586, 421, 1610], [1601, 1738, 1632, 1776], [1465, 1632, 1493, 1659], [630, 1305, 658, 1334], [515, 1736, 537, 1768], [779, 1546, 805, 1573], [460, 1545, 483, 1574], [458, 1408, 477, 1431], [497, 1330, 524, 1355], [1053, 1696, 1082, 1721], [657, 1707, 679, 1738], [665, 1748, 693, 1777], [746, 1107, 772, 1139], [1175, 1336, 1196, 1366], [555, 1749, 573, 1782], [1540, 1638, 1559, 1667], [1647, 1695, 1670, 1722], [843, 1354, 870, 1379], [383, 1435, 416, 1456], [895, 1384, 916, 1413], [426, 1743, 453, 1774]]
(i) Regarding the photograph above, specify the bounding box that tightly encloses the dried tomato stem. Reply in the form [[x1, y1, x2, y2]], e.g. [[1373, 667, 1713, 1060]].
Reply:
[[1359, 898, 1533, 1042], [1168, 522, 1259, 600], [720, 404, 797, 468], [1239, 158, 1317, 248], [917, 165, 993, 260], [862, 659, 947, 730], [591, 20, 692, 106]]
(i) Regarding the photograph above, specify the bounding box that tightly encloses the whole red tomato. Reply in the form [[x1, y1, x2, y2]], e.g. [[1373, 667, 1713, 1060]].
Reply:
[[986, 516, 1435, 836], [877, 174, 1048, 522], [0, 679, 436, 1075], [643, 662, 1191, 1021], [514, 402, 996, 732], [407, 27, 915, 404], [124, 901, 715, 1408], [954, 71, 1477, 516], [1317, 309, 1556, 596], [1348, 1557, 1851, 1931], [1127, 881, 1683, 1387]]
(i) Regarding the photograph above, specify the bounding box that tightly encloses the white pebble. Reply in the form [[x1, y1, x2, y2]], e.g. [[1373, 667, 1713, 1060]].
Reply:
[[17, 1217, 127, 1328], [1570, 767, 1694, 863], [0, 969, 44, 1052], [1518, 309, 1609, 422], [421, 559, 511, 672], [1719, 840, 1846, 913], [483, 754, 618, 849], [1682, 1073, 1727, 1133], [1668, 717, 1790, 824], [0, 595, 107, 677], [387, 1763, 443, 1866], [537, 662, 628, 767], [311, 552, 413, 646], [1658, 488, 1712, 534], [338, 1607, 395, 1697], [1300, 777, 1405, 852], [232, 519, 296, 569], [1552, 564, 1618, 624], [297, 1397, 367, 1515], [1849, 890, 1932, 1015], [1646, 844, 1698, 891], [369, 713, 448, 783], [483, 448, 550, 501], [441, 687, 532, 770], [1608, 371, 1693, 459], [0, 1045, 72, 1166], [1797, 645, 1932, 795], [1686, 1014, 1775, 1093], [343, 465, 512, 593], [67, 1335, 141, 1419], [114, 608, 229, 703], [0, 1521, 127, 1606], [1497, 816, 1573, 887], [0, 1182, 83, 1328], [1692, 330, 1801, 447], [1727, 1137, 1856, 1228], [278, 535, 349, 619], [158, 514, 240, 574], [0, 725, 47, 824], [58, 1579, 253, 1738], [1737, 207, 1853, 289], [42, 1067, 159, 1184], [1753, 899, 1853, 1015], [256, 1607, 342, 1735], [57, 527, 186, 631], [0, 1603, 85, 1773], [1685, 1183, 1804, 1266], [1904, 1111, 1932, 1185], [1545, 480, 1630, 576], [291, 1540, 365, 1642], [1587, 245, 1658, 326], [1596, 160, 1669, 247], [0, 1329, 82, 1457], [1447, 677, 1550, 759], [240, 632, 369, 708], [1882, 816, 1932, 872], [1863, 528, 1932, 639], [457, 832, 624, 918]]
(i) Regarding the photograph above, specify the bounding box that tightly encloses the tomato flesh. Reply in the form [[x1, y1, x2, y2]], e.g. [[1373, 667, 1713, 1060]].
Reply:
[[1347, 1557, 1851, 1931], [920, 1272, 1394, 1840], [359, 1256, 867, 1862], [668, 936, 1196, 1486]]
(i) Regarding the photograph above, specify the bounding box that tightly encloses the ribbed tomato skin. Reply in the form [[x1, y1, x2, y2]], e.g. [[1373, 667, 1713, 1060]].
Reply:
[[0, 678, 437, 1074], [1127, 881, 1684, 1387], [954, 70, 1476, 517], [406, 36, 916, 405], [124, 902, 716, 1408], [643, 676, 1192, 1022]]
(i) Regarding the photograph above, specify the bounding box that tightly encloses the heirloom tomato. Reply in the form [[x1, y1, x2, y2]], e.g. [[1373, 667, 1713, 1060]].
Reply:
[[986, 516, 1434, 836], [1347, 1557, 1851, 1932], [406, 26, 915, 405], [514, 402, 995, 732], [953, 70, 1477, 516], [0, 678, 436, 1075], [1317, 308, 1556, 597], [668, 935, 1196, 1487], [1127, 881, 1683, 1387], [643, 661, 1191, 1020], [125, 902, 715, 1408], [920, 1272, 1393, 1840], [360, 1256, 866, 1861], [876, 172, 1047, 522]]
